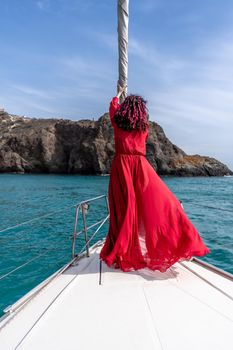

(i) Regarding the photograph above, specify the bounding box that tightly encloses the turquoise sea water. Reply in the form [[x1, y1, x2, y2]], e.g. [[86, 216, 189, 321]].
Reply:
[[0, 174, 233, 317]]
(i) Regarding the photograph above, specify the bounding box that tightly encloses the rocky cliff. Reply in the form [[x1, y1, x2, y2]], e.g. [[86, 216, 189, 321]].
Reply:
[[0, 110, 232, 176]]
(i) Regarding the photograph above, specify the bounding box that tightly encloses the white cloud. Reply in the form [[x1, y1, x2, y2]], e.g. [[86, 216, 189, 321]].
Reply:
[[36, 0, 50, 11], [126, 34, 233, 168], [11, 84, 55, 100], [134, 0, 162, 13], [36, 0, 93, 14], [0, 93, 55, 115], [86, 31, 117, 52], [58, 56, 113, 80], [1, 51, 117, 119]]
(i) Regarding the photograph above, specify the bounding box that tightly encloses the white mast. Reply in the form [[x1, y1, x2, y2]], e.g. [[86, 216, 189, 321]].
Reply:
[[117, 0, 129, 102]]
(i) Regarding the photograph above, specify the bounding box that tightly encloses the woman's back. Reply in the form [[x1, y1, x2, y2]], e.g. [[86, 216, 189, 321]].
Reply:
[[113, 126, 148, 156], [109, 96, 148, 156]]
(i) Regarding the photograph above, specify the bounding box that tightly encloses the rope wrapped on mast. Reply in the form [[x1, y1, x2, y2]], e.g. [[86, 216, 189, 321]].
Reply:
[[117, 0, 129, 102]]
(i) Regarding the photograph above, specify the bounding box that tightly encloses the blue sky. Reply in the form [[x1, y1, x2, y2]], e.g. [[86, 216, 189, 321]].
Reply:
[[0, 0, 233, 169]]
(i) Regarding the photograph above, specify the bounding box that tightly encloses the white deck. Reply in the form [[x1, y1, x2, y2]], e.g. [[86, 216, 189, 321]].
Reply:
[[0, 243, 232, 350]]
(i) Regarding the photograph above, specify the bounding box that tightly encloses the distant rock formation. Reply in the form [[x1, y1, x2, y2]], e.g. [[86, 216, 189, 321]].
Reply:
[[0, 110, 232, 176]]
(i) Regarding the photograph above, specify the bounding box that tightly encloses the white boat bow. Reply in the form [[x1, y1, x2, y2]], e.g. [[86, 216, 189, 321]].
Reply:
[[0, 240, 232, 350]]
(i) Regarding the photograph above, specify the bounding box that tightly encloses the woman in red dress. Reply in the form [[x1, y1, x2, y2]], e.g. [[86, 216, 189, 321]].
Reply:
[[100, 86, 211, 272]]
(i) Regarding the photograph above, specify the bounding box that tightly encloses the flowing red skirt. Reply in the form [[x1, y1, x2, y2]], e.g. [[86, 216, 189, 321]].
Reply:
[[100, 154, 211, 272]]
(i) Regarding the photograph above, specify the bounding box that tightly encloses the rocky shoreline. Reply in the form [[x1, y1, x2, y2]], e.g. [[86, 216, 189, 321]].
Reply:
[[0, 110, 232, 176]]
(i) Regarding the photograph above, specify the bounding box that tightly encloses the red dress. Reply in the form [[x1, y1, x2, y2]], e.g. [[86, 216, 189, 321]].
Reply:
[[100, 97, 211, 272]]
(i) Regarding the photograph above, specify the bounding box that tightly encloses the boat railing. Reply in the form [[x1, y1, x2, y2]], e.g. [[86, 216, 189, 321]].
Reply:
[[0, 194, 110, 319], [71, 194, 110, 259], [0, 195, 110, 283]]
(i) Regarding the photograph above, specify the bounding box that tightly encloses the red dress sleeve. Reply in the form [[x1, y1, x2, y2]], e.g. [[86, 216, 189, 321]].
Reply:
[[109, 97, 120, 126]]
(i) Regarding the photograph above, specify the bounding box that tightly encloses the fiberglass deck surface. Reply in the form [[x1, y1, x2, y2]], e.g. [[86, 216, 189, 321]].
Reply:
[[0, 245, 233, 350]]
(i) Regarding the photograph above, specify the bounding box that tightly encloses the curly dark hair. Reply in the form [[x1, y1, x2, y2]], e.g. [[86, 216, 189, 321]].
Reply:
[[113, 94, 149, 131]]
